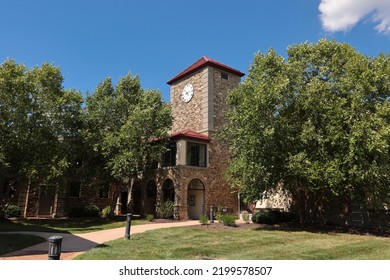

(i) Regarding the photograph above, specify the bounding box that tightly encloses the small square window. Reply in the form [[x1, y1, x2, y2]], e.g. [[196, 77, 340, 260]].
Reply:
[[221, 72, 228, 80]]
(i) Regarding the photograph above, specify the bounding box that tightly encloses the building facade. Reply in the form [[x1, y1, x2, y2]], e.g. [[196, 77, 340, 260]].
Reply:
[[3, 56, 245, 219], [123, 57, 245, 219]]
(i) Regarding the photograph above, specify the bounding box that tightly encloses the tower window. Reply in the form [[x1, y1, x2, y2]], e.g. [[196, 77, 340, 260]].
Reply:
[[221, 72, 228, 80], [186, 142, 207, 167]]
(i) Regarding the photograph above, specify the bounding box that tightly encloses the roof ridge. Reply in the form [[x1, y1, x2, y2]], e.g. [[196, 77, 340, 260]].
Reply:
[[167, 56, 244, 85]]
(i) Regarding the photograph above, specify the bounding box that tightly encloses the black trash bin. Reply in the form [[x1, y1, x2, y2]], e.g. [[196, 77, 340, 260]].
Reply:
[[48, 235, 63, 260]]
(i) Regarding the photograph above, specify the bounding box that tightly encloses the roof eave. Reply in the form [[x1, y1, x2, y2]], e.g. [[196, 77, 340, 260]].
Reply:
[[167, 58, 245, 85]]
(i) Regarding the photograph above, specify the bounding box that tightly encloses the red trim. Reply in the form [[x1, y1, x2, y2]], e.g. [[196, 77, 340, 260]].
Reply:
[[167, 56, 245, 85], [170, 129, 210, 142]]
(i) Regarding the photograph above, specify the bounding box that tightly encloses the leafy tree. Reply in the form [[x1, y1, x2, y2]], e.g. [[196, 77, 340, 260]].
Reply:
[[0, 59, 83, 217], [223, 39, 390, 222], [84, 73, 172, 188]]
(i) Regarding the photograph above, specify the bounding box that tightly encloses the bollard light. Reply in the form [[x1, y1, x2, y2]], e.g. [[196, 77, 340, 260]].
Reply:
[[210, 205, 214, 223], [48, 235, 63, 260], [124, 213, 132, 240]]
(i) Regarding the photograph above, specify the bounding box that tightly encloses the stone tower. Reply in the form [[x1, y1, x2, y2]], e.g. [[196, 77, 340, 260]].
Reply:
[[164, 56, 245, 219], [125, 56, 245, 220], [167, 56, 244, 136]]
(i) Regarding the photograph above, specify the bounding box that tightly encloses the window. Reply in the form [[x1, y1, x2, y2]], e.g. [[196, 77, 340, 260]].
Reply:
[[163, 142, 177, 167], [186, 142, 207, 167], [69, 181, 80, 198], [99, 184, 109, 199], [221, 72, 228, 80]]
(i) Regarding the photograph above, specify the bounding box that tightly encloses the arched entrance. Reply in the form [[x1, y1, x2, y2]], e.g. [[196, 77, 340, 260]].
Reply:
[[162, 179, 175, 203], [145, 180, 157, 215], [187, 179, 205, 219]]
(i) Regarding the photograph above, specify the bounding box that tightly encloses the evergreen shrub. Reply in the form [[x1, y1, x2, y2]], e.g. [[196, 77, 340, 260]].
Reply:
[[252, 210, 294, 224], [4, 204, 21, 218]]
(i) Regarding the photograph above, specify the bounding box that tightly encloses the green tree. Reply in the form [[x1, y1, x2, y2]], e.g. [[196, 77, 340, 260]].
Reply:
[[84, 73, 172, 185], [0, 59, 83, 217], [223, 39, 390, 222]]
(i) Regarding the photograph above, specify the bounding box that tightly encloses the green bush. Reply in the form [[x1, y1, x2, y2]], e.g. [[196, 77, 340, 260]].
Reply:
[[146, 214, 154, 221], [220, 214, 236, 227], [83, 204, 100, 217], [68, 204, 100, 218], [4, 204, 21, 218], [252, 210, 294, 225], [101, 206, 113, 218], [199, 215, 209, 225], [158, 200, 174, 218], [242, 211, 250, 223]]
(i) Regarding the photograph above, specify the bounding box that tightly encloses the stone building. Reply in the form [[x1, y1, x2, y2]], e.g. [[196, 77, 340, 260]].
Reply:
[[2, 56, 244, 219], [123, 56, 245, 219]]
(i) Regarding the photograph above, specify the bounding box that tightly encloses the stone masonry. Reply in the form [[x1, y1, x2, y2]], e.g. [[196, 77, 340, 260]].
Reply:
[[127, 57, 245, 219]]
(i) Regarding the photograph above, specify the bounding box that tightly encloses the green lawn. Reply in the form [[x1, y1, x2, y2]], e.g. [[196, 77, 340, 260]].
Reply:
[[0, 234, 46, 255], [0, 217, 148, 234], [75, 225, 390, 260]]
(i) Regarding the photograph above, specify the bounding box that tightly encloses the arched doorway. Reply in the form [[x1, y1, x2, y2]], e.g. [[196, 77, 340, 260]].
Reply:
[[162, 179, 175, 203], [187, 179, 205, 219], [145, 180, 157, 215], [131, 182, 143, 215]]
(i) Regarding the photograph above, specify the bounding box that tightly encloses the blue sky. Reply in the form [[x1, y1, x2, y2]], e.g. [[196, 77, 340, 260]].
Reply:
[[1, 0, 389, 102]]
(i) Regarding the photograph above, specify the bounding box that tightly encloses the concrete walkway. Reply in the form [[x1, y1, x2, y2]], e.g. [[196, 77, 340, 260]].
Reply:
[[0, 220, 199, 260]]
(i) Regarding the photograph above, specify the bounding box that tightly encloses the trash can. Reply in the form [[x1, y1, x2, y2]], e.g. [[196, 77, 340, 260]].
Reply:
[[48, 235, 63, 260]]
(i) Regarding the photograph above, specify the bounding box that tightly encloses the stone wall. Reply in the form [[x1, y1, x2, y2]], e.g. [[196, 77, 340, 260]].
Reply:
[[134, 164, 238, 220], [170, 67, 208, 133], [211, 68, 241, 132]]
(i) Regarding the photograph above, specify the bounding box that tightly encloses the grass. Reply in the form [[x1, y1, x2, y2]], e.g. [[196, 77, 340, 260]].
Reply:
[[0, 234, 46, 255], [75, 225, 390, 260], [0, 216, 149, 234]]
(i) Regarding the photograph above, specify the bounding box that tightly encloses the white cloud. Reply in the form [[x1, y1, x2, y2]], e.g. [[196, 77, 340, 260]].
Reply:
[[319, 0, 390, 34]]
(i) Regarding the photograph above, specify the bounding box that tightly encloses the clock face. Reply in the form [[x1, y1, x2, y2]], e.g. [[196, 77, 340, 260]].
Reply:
[[181, 83, 193, 103]]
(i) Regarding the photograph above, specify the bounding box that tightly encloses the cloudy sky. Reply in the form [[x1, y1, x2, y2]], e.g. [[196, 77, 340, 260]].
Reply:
[[320, 0, 390, 33], [1, 0, 389, 101]]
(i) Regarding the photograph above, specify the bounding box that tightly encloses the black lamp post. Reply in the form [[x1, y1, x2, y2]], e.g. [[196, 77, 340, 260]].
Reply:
[[124, 213, 132, 240], [48, 236, 63, 260]]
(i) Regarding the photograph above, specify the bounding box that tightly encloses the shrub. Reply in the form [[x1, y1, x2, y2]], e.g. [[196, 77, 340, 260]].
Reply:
[[146, 214, 154, 221], [101, 206, 113, 218], [199, 215, 209, 225], [158, 200, 174, 218], [68, 204, 100, 218], [4, 204, 21, 218], [242, 211, 250, 223], [252, 210, 294, 225], [220, 214, 236, 227], [83, 204, 100, 217], [214, 206, 231, 221]]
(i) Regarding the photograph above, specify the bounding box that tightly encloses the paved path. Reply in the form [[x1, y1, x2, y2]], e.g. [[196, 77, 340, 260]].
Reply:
[[0, 220, 199, 260]]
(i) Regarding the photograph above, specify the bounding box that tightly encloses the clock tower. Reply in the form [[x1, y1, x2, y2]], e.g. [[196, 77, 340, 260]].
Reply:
[[167, 56, 244, 135], [126, 57, 245, 220]]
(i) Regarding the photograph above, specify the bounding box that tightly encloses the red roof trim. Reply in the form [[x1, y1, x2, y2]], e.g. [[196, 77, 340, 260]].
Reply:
[[170, 129, 210, 142], [167, 56, 245, 85]]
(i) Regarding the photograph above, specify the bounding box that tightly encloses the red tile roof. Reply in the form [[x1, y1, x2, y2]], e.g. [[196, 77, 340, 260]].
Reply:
[[167, 56, 245, 85], [170, 129, 211, 142]]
